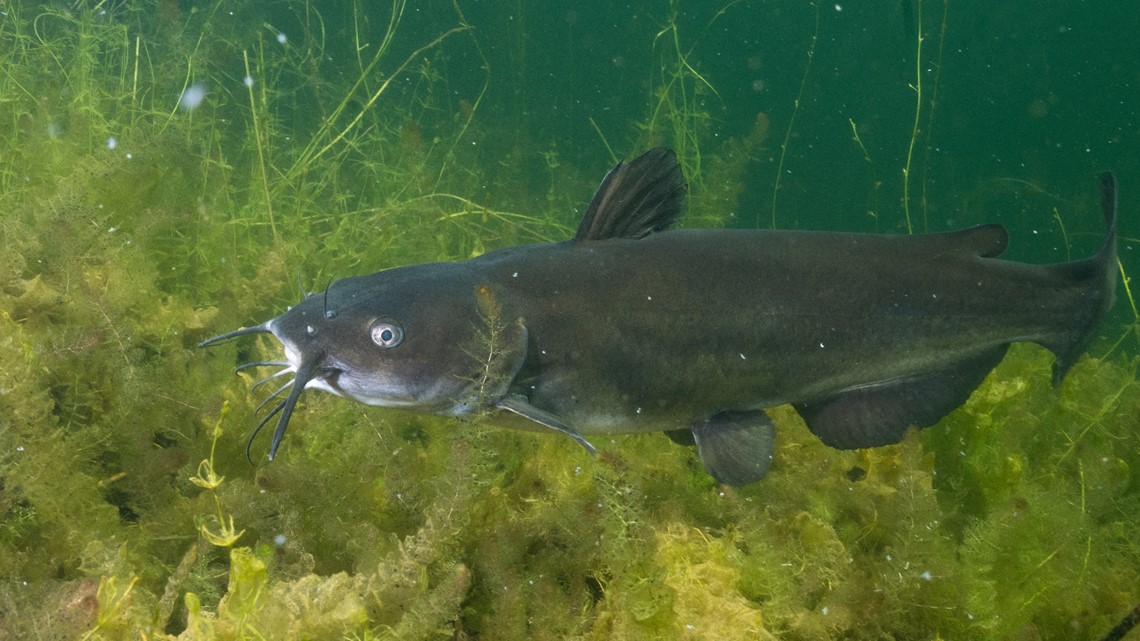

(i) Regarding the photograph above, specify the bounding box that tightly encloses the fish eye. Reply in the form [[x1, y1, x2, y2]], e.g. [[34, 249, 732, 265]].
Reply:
[[370, 320, 404, 348]]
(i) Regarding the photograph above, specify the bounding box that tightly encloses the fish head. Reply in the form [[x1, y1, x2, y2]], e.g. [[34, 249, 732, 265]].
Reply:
[[268, 270, 485, 408], [200, 265, 513, 460]]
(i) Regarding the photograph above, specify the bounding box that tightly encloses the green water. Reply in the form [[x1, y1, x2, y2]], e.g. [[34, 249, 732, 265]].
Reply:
[[0, 1, 1137, 639]]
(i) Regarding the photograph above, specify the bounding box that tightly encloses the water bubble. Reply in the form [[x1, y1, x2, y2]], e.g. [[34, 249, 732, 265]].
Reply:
[[179, 82, 207, 110]]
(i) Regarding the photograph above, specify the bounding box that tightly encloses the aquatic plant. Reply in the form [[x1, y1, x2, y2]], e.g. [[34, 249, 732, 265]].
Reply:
[[768, 0, 821, 230], [633, 0, 729, 188]]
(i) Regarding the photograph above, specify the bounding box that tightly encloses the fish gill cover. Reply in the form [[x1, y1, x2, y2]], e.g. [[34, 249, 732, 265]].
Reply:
[[0, 1, 1137, 640]]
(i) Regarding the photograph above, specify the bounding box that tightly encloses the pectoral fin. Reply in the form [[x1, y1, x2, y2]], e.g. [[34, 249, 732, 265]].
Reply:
[[690, 410, 777, 486], [793, 347, 1007, 450], [496, 394, 597, 455]]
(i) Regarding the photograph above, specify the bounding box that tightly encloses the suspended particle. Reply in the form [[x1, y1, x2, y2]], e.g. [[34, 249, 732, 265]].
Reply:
[[180, 83, 207, 110]]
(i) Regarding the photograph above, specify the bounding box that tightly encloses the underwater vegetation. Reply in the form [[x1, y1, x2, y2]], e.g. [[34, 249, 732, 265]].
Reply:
[[0, 1, 1137, 640]]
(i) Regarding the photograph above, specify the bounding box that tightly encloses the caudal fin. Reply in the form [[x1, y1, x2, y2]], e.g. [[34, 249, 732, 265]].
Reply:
[[1047, 172, 1118, 386], [1098, 172, 1119, 263]]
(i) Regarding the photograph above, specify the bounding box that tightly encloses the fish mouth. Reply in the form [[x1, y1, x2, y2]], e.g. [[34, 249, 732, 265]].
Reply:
[[199, 322, 323, 462]]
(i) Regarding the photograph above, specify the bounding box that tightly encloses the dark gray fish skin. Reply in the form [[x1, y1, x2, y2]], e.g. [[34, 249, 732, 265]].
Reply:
[[201, 149, 1119, 486]]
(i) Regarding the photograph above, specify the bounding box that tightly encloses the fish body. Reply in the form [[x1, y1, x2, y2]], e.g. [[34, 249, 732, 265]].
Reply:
[[202, 149, 1118, 485]]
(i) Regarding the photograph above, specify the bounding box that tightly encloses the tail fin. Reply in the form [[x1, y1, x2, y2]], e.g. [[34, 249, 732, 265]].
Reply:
[[1098, 172, 1119, 263], [1048, 172, 1118, 386]]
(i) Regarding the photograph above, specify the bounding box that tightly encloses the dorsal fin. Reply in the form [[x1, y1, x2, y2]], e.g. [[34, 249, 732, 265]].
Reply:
[[574, 148, 688, 241]]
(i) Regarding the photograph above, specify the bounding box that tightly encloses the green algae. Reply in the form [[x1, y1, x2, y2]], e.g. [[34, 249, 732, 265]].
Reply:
[[0, 1, 1138, 640]]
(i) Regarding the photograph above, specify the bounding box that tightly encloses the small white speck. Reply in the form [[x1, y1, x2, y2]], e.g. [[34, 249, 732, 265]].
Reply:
[[635, 407, 642, 414], [107, 136, 117, 149], [274, 534, 286, 546], [821, 606, 829, 616], [15, 446, 24, 452], [834, 3, 842, 11], [512, 272, 518, 278], [819, 342, 825, 348], [739, 353, 747, 360], [125, 153, 133, 160], [243, 75, 254, 88], [277, 32, 287, 44], [920, 570, 932, 581]]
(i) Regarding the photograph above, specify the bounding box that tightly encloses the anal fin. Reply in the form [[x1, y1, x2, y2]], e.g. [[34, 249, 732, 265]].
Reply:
[[793, 347, 1007, 450], [664, 428, 696, 446], [691, 410, 777, 486]]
